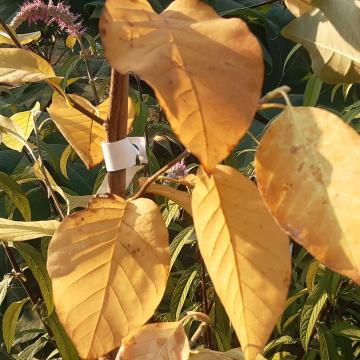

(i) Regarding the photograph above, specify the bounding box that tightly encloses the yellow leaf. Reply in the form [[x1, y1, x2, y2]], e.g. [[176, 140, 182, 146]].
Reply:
[[100, 0, 263, 171], [0, 217, 59, 241], [66, 35, 77, 49], [119, 322, 189, 360], [190, 349, 243, 359], [282, 1, 360, 83], [192, 165, 290, 360], [284, 0, 315, 17], [1, 102, 40, 152], [255, 106, 360, 284], [0, 48, 55, 84], [0, 30, 41, 46], [139, 177, 192, 216], [47, 195, 170, 359], [47, 95, 135, 168]]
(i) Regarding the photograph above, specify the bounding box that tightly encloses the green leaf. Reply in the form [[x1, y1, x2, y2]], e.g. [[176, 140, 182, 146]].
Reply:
[[300, 285, 328, 351], [14, 242, 54, 315], [263, 336, 297, 356], [2, 298, 28, 352], [169, 226, 195, 270], [0, 171, 31, 221], [59, 145, 73, 180], [318, 324, 340, 360], [0, 274, 12, 306], [45, 312, 79, 360], [303, 75, 323, 106], [17, 336, 48, 360], [320, 268, 341, 306], [271, 352, 296, 360], [331, 322, 360, 341], [305, 260, 320, 293], [130, 101, 148, 137]]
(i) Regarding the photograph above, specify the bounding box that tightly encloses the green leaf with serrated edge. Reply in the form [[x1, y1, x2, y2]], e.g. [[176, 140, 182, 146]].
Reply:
[[17, 336, 48, 360], [0, 274, 12, 306], [14, 242, 54, 315], [2, 298, 28, 351], [263, 336, 297, 356], [0, 171, 31, 221], [176, 270, 198, 321], [306, 260, 320, 293], [320, 268, 341, 306], [45, 312, 79, 360], [318, 324, 340, 360], [300, 285, 328, 351], [169, 226, 194, 270], [331, 322, 360, 341]]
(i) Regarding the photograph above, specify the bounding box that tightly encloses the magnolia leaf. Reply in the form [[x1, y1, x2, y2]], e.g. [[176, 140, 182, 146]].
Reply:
[[282, 2, 360, 84], [100, 0, 263, 171], [0, 30, 41, 46], [47, 195, 170, 359], [139, 177, 192, 216], [284, 0, 315, 17], [3, 298, 28, 352], [255, 106, 360, 284], [48, 95, 134, 169], [118, 322, 189, 360], [0, 217, 59, 241], [1, 102, 40, 152], [0, 48, 55, 84], [192, 165, 291, 360]]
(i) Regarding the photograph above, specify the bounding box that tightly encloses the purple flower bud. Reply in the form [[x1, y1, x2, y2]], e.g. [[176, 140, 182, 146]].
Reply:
[[166, 162, 188, 179]]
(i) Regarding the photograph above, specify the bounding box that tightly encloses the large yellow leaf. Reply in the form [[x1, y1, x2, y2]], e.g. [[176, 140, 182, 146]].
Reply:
[[0, 218, 59, 241], [100, 0, 263, 171], [255, 106, 360, 284], [284, 0, 315, 17], [282, 1, 360, 83], [47, 195, 170, 359], [139, 178, 192, 216], [1, 102, 40, 152], [118, 322, 189, 360], [0, 48, 55, 84], [192, 165, 290, 360], [0, 29, 41, 46], [48, 95, 135, 168]]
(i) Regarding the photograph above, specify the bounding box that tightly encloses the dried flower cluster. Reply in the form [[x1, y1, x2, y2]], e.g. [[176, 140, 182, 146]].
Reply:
[[10, 0, 84, 36]]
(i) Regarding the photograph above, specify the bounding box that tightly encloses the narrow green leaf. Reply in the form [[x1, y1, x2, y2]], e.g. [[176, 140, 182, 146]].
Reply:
[[320, 268, 341, 306], [0, 274, 12, 306], [59, 145, 73, 180], [306, 260, 319, 293], [2, 298, 28, 352], [264, 336, 297, 355], [17, 336, 48, 360], [303, 75, 323, 106], [45, 312, 79, 360], [300, 285, 328, 351], [169, 226, 195, 270], [14, 242, 54, 315], [176, 270, 198, 321], [283, 43, 302, 74], [0, 171, 31, 221], [318, 324, 340, 360], [332, 321, 360, 341]]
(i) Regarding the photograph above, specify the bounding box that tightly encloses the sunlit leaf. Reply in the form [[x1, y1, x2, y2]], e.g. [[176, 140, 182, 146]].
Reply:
[[100, 0, 263, 171], [47, 195, 170, 359], [284, 0, 315, 17], [119, 322, 189, 360], [0, 48, 55, 84], [0, 217, 59, 241], [0, 30, 41, 46], [1, 102, 40, 152], [0, 274, 12, 307], [255, 106, 360, 284], [192, 165, 291, 359], [282, 1, 360, 83]]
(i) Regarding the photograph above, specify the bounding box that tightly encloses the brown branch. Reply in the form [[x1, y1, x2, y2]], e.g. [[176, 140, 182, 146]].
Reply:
[[130, 149, 190, 201], [0, 18, 23, 48]]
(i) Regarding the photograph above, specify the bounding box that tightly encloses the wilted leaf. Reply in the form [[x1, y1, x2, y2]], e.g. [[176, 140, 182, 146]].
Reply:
[[1, 102, 40, 152], [47, 195, 170, 359], [284, 0, 315, 17], [282, 2, 360, 83], [119, 322, 189, 360], [100, 0, 263, 171], [3, 298, 28, 352], [192, 165, 291, 359], [0, 217, 59, 241], [255, 106, 360, 284], [0, 48, 55, 84], [139, 177, 192, 215]]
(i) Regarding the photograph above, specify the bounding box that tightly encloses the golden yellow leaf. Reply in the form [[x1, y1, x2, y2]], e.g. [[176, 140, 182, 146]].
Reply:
[[48, 95, 135, 168], [0, 28, 41, 45], [192, 165, 290, 360], [282, 1, 360, 83], [100, 0, 263, 171], [284, 0, 315, 17], [0, 217, 59, 241], [118, 322, 189, 360], [139, 177, 192, 216], [1, 102, 40, 152], [255, 106, 360, 284], [0, 48, 55, 84], [47, 195, 170, 359]]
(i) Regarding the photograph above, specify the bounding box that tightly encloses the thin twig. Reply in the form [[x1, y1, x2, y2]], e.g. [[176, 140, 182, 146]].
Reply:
[[246, 130, 260, 145], [259, 85, 291, 104], [71, 99, 103, 124], [0, 18, 23, 48], [130, 149, 190, 200], [32, 112, 65, 220], [258, 103, 286, 111]]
